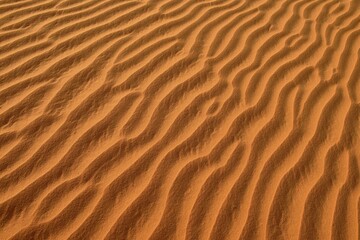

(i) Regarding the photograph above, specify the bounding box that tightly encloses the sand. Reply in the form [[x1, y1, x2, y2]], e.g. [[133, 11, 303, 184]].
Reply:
[[0, 0, 360, 239]]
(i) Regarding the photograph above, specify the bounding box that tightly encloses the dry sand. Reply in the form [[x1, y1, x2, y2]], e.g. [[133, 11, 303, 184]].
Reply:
[[0, 0, 360, 239]]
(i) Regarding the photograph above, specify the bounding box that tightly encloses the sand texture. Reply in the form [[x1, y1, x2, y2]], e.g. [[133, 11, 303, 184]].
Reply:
[[1, 0, 360, 239]]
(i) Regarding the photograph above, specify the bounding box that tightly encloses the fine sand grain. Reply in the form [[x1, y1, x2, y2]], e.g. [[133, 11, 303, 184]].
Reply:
[[0, 0, 360, 239]]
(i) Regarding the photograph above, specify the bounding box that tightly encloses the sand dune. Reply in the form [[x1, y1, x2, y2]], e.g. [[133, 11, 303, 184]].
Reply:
[[0, 0, 359, 239]]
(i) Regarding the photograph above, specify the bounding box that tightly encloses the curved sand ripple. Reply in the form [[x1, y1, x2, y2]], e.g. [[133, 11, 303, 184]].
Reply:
[[0, 0, 359, 239]]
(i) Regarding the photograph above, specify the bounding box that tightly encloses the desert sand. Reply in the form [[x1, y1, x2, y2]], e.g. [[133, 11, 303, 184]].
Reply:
[[0, 0, 360, 239]]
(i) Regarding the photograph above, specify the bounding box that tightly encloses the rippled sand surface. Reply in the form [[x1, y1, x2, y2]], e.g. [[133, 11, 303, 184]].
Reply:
[[0, 0, 360, 239]]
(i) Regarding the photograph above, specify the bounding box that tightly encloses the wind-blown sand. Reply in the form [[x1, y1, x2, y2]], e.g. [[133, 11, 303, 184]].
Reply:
[[0, 0, 360, 239]]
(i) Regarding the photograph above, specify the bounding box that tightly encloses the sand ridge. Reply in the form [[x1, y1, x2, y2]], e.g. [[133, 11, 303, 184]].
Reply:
[[0, 0, 360, 239]]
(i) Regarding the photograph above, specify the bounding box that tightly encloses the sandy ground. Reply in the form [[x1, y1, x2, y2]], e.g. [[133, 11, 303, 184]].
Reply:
[[0, 0, 360, 239]]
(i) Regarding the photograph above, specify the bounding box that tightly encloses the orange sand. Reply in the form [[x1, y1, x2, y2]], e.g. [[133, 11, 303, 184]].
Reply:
[[0, 0, 360, 239]]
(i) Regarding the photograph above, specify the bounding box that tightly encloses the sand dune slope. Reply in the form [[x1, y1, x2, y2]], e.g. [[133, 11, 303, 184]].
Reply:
[[0, 0, 360, 239]]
